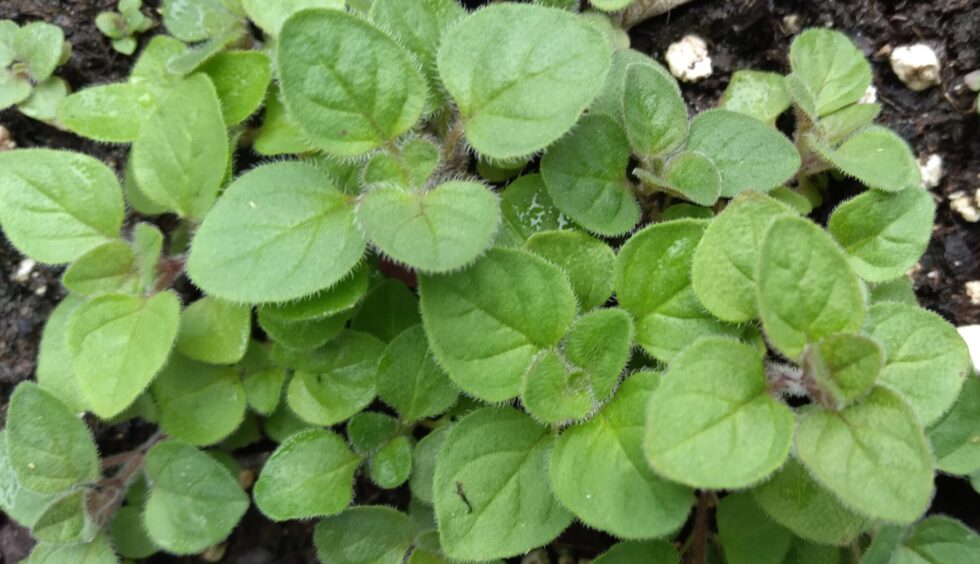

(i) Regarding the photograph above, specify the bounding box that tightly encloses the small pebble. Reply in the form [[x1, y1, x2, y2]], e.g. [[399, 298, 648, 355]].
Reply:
[[782, 14, 801, 34], [965, 281, 980, 306], [858, 84, 878, 104], [665, 34, 712, 83], [34, 285, 47, 297], [918, 154, 944, 189], [890, 43, 941, 91], [12, 259, 36, 284], [957, 325, 980, 373], [0, 124, 14, 151], [949, 190, 980, 223]]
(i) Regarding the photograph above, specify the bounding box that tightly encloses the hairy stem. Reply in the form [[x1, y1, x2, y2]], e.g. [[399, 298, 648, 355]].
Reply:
[[89, 431, 166, 527]]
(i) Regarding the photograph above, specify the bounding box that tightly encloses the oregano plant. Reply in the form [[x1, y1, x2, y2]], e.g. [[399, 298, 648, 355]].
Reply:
[[1, 1, 978, 562]]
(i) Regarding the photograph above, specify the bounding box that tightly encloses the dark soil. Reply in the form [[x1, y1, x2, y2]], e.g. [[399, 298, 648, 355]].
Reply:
[[0, 0, 978, 562]]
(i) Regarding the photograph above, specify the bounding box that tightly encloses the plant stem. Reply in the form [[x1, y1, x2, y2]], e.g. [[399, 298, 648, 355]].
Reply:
[[688, 490, 713, 564], [89, 431, 166, 526]]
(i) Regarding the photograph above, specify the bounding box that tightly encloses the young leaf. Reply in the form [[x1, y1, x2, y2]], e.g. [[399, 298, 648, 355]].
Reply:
[[263, 403, 313, 444], [277, 9, 426, 156], [132, 223, 163, 292], [0, 430, 60, 529], [616, 220, 740, 361], [691, 191, 794, 323], [716, 493, 793, 564], [522, 349, 594, 424], [254, 428, 360, 521], [242, 363, 286, 416], [644, 337, 794, 489], [67, 291, 181, 418], [434, 407, 573, 560], [593, 541, 680, 564], [411, 426, 448, 505], [623, 62, 687, 157], [111, 506, 158, 559], [13, 22, 64, 82], [242, 0, 345, 36], [259, 308, 348, 351], [828, 187, 935, 282], [795, 387, 933, 523], [260, 265, 368, 323], [176, 296, 251, 365], [550, 371, 693, 539], [199, 51, 272, 126], [370, 435, 413, 488], [376, 325, 458, 422], [27, 532, 117, 564], [757, 216, 866, 360], [161, 0, 244, 42], [821, 103, 881, 144], [499, 174, 570, 244], [789, 28, 871, 116], [6, 383, 99, 493], [350, 278, 421, 342], [36, 295, 87, 413], [58, 83, 155, 142], [419, 248, 577, 402], [720, 70, 791, 124], [152, 354, 247, 446], [870, 277, 918, 306], [928, 376, 980, 475], [437, 3, 611, 159], [356, 180, 500, 272], [637, 150, 722, 207], [254, 86, 316, 156], [62, 240, 138, 296], [143, 441, 249, 555], [804, 333, 884, 409], [563, 307, 635, 401], [864, 302, 971, 426], [362, 137, 441, 190], [751, 457, 868, 546], [590, 49, 669, 126], [890, 516, 980, 563], [314, 506, 415, 564], [347, 411, 399, 455], [525, 229, 616, 310], [541, 113, 639, 236], [0, 149, 124, 264], [661, 202, 714, 221], [809, 126, 921, 192], [188, 161, 366, 303], [32, 489, 96, 544], [685, 109, 801, 197]]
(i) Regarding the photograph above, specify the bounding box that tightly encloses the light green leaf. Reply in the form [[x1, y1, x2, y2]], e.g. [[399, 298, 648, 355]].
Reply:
[[132, 223, 163, 292], [14, 22, 64, 82], [17, 76, 68, 122], [890, 516, 980, 563], [199, 50, 272, 125], [356, 180, 500, 272], [594, 541, 679, 564], [161, 0, 244, 42], [499, 174, 570, 244], [263, 402, 313, 443], [623, 61, 687, 157], [242, 0, 345, 36], [347, 411, 398, 455], [32, 489, 96, 544], [254, 85, 316, 156], [143, 441, 249, 554], [260, 265, 368, 323], [644, 337, 793, 489], [58, 83, 153, 142], [419, 248, 577, 402], [111, 505, 157, 559], [864, 302, 971, 425], [720, 70, 791, 124], [67, 291, 180, 418], [0, 430, 60, 529], [691, 191, 794, 323], [661, 203, 714, 221], [370, 435, 413, 488], [132, 73, 228, 220], [411, 426, 448, 505], [350, 278, 421, 342], [795, 387, 933, 523], [188, 161, 366, 303], [314, 506, 415, 564], [828, 187, 935, 282], [36, 295, 88, 415], [821, 103, 881, 144], [362, 136, 441, 190], [152, 354, 246, 445], [929, 376, 980, 475], [752, 457, 868, 546], [563, 307, 635, 401], [757, 216, 866, 359], [636, 150, 722, 207], [616, 220, 740, 361], [437, 3, 611, 159], [242, 364, 286, 416], [541, 113, 638, 236], [810, 126, 921, 192], [259, 308, 347, 351], [6, 383, 99, 493], [717, 492, 793, 564], [789, 28, 871, 116], [590, 49, 668, 126], [686, 109, 801, 197], [27, 533, 118, 564], [870, 277, 918, 305], [376, 325, 458, 422], [0, 149, 124, 264], [62, 240, 138, 296], [550, 371, 693, 539], [176, 296, 251, 364], [525, 229, 615, 310], [769, 186, 814, 214], [804, 333, 884, 409], [434, 407, 572, 560], [521, 349, 594, 424], [277, 9, 426, 156], [254, 428, 359, 520]]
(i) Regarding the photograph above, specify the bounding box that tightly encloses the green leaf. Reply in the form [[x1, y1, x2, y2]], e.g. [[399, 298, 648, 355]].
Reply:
[[36, 295, 88, 416], [188, 161, 366, 303], [691, 191, 794, 323], [254, 428, 359, 521], [594, 541, 680, 564], [644, 337, 793, 489], [789, 28, 871, 116], [132, 73, 228, 220], [499, 174, 570, 244], [716, 492, 793, 564], [58, 83, 154, 142], [242, 365, 286, 416], [590, 49, 668, 126], [371, 435, 413, 488], [686, 109, 801, 197], [277, 9, 426, 156], [376, 325, 458, 422], [616, 220, 740, 361], [67, 291, 180, 418], [870, 277, 918, 305], [132, 223, 163, 292], [525, 229, 615, 310], [175, 296, 250, 364], [809, 126, 921, 192], [254, 85, 317, 156], [199, 51, 272, 125], [27, 533, 117, 564], [419, 248, 577, 402], [864, 302, 971, 425], [32, 489, 96, 544], [143, 441, 249, 554], [562, 307, 635, 401], [929, 376, 980, 475], [111, 505, 157, 559], [828, 187, 935, 282], [362, 136, 441, 190], [0, 149, 124, 264], [347, 411, 398, 455], [0, 431, 59, 529], [769, 186, 814, 215], [263, 402, 313, 443], [752, 457, 868, 546], [152, 354, 246, 445], [437, 3, 611, 159], [550, 371, 693, 539], [350, 278, 421, 342], [411, 426, 448, 505], [17, 76, 68, 122], [6, 383, 99, 493], [259, 308, 348, 351], [591, 0, 636, 11], [541, 113, 638, 236], [521, 349, 594, 424], [434, 407, 572, 560], [757, 216, 866, 359], [260, 265, 368, 323], [891, 516, 980, 563], [636, 150, 722, 207], [356, 180, 500, 272], [820, 103, 881, 144], [314, 506, 415, 564], [795, 387, 933, 523], [286, 331, 386, 425], [804, 333, 884, 409], [161, 0, 244, 42], [623, 62, 687, 157], [242, 0, 345, 36], [14, 22, 64, 82], [62, 240, 138, 296], [661, 203, 714, 221], [720, 70, 791, 124]]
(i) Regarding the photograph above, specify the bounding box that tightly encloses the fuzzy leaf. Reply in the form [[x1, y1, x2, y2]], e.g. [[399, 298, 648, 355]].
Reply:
[[254, 86, 316, 156], [0, 431, 60, 529], [161, 0, 244, 42], [14, 22, 64, 82], [929, 376, 980, 475], [821, 103, 881, 144], [188, 161, 366, 303], [258, 308, 348, 351], [789, 28, 871, 116], [370, 435, 413, 488], [176, 296, 251, 365], [259, 265, 368, 323], [199, 51, 272, 125], [891, 516, 980, 563], [521, 349, 594, 424], [152, 354, 247, 446], [242, 0, 345, 36], [590, 49, 668, 126], [314, 506, 415, 564], [720, 70, 791, 124], [36, 295, 87, 413], [32, 489, 96, 544], [563, 307, 635, 401], [637, 150, 722, 207], [437, 3, 611, 159], [62, 240, 139, 296], [434, 407, 572, 560], [411, 426, 448, 505], [594, 541, 680, 564], [810, 126, 921, 192], [132, 223, 163, 292], [350, 279, 421, 342], [27, 533, 117, 564], [58, 83, 155, 142], [242, 365, 286, 417], [804, 333, 884, 409], [111, 506, 157, 559], [376, 325, 458, 422], [716, 493, 793, 564], [623, 62, 687, 157], [347, 412, 398, 456], [525, 229, 615, 310], [499, 174, 570, 244]]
